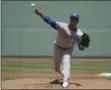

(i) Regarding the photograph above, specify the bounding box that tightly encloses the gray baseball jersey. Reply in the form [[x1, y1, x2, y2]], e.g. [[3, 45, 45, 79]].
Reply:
[[55, 21, 83, 48]]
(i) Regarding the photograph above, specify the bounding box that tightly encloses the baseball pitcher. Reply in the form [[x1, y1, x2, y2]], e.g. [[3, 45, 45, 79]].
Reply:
[[34, 9, 90, 87]]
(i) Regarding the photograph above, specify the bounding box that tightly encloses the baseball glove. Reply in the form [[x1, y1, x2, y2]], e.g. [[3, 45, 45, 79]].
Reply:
[[80, 33, 90, 48]]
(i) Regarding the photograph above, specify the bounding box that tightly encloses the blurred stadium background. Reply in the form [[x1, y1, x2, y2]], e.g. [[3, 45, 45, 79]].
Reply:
[[1, 1, 111, 57]]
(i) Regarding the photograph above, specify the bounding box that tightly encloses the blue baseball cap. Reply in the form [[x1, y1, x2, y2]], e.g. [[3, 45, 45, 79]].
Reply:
[[70, 13, 80, 20]]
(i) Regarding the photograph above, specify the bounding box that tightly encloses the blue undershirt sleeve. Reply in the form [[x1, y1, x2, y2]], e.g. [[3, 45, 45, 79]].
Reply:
[[44, 16, 60, 30]]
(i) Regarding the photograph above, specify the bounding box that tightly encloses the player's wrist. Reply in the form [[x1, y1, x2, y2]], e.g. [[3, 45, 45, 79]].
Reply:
[[38, 12, 43, 17], [37, 12, 44, 18]]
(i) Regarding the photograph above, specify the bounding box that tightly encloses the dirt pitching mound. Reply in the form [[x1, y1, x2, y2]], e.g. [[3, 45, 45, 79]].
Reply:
[[2, 78, 111, 89]]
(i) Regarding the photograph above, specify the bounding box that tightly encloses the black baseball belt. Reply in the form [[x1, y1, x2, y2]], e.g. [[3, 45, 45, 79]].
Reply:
[[55, 44, 73, 50]]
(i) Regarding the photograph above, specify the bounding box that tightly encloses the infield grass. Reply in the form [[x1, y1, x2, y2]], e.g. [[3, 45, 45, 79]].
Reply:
[[2, 59, 111, 73], [2, 59, 111, 80]]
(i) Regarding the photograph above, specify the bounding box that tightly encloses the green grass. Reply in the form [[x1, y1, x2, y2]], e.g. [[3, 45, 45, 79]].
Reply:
[[2, 59, 111, 80], [2, 60, 111, 73], [2, 60, 54, 72]]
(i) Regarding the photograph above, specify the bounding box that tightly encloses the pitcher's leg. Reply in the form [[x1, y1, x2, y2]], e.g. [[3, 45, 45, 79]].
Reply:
[[61, 48, 73, 87], [53, 45, 63, 73], [61, 54, 71, 82]]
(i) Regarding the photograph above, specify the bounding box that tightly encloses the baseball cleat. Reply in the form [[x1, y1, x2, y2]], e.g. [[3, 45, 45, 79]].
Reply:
[[62, 81, 69, 88]]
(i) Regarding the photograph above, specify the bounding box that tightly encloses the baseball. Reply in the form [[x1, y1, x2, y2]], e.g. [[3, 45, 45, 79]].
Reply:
[[31, 3, 35, 7]]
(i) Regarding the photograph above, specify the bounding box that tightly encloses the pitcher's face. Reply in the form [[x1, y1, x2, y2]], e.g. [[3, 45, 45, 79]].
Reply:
[[69, 17, 79, 27]]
